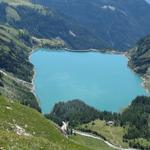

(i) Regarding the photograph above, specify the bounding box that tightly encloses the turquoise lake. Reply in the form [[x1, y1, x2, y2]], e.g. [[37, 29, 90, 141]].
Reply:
[[31, 49, 148, 113]]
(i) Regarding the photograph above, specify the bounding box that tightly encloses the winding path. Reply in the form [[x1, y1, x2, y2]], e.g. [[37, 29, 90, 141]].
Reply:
[[73, 130, 139, 150]]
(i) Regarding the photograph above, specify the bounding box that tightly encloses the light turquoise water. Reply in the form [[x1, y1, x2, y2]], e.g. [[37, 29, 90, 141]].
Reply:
[[31, 49, 147, 113]]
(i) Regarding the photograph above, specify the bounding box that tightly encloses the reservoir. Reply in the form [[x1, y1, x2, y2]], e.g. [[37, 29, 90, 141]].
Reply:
[[31, 49, 147, 113]]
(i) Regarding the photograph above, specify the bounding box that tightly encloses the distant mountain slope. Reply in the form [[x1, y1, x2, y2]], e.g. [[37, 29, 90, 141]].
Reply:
[[0, 1, 107, 50], [32, 0, 150, 51]]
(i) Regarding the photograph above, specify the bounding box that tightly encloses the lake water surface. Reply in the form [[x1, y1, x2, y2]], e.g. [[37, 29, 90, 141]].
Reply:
[[31, 49, 147, 113]]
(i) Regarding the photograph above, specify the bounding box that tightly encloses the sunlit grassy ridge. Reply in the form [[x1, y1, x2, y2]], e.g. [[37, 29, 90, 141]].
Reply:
[[70, 135, 115, 150], [0, 130, 63, 150], [79, 120, 129, 148], [0, 96, 85, 149], [0, 96, 115, 150]]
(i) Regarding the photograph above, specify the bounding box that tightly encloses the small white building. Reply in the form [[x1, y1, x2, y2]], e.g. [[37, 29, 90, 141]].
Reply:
[[106, 121, 114, 126], [61, 121, 69, 135]]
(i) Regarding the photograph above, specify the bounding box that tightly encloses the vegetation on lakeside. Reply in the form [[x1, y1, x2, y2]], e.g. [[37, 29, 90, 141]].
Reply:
[[46, 99, 100, 127], [121, 96, 150, 149], [48, 96, 150, 149], [127, 35, 150, 149], [46, 99, 119, 127]]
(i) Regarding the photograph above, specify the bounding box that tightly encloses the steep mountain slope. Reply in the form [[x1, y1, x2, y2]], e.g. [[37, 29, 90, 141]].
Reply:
[[0, 96, 84, 150], [0, 24, 41, 111], [0, 0, 107, 50], [0, 25, 33, 82], [128, 34, 150, 91], [32, 0, 150, 51], [0, 19, 65, 110], [0, 23, 63, 111]]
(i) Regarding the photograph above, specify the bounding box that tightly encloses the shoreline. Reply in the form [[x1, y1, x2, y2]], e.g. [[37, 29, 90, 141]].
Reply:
[[125, 52, 150, 95], [32, 47, 126, 55], [28, 48, 41, 106], [59, 47, 125, 55]]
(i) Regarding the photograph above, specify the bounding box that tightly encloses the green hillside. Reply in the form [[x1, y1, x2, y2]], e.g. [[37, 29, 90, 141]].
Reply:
[[0, 96, 115, 150], [0, 96, 84, 150], [79, 120, 128, 148]]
